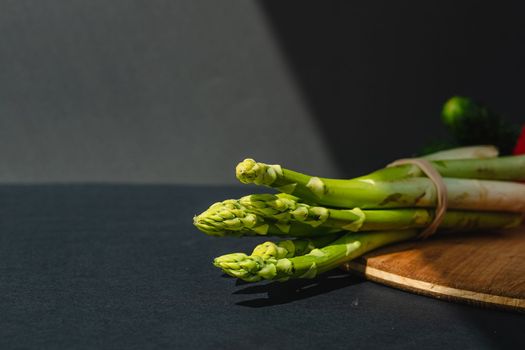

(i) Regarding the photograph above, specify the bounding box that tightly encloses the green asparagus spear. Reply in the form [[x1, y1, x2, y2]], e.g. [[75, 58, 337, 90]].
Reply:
[[360, 153, 525, 182], [235, 159, 525, 211], [240, 194, 522, 232], [194, 194, 523, 237], [214, 234, 342, 282], [214, 230, 419, 282], [422, 145, 498, 160]]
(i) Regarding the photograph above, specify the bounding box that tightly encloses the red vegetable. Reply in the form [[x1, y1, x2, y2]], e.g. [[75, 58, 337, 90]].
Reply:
[[513, 125, 525, 155]]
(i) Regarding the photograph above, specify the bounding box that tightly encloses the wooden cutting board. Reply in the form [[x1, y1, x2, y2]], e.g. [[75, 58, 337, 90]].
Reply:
[[341, 225, 525, 312]]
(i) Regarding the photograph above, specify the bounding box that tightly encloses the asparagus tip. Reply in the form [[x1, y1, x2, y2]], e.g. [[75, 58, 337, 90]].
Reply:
[[236, 159, 282, 185], [193, 200, 260, 237], [213, 253, 275, 282]]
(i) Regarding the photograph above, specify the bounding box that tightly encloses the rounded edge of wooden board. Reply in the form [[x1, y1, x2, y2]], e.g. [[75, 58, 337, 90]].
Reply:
[[343, 260, 525, 313]]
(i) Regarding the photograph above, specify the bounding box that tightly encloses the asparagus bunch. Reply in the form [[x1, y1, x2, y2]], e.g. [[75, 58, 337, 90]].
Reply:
[[194, 148, 525, 283]]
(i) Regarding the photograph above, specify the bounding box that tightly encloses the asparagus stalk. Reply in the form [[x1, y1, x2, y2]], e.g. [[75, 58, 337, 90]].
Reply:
[[194, 194, 523, 237], [236, 155, 525, 187], [359, 154, 525, 182], [241, 194, 523, 232], [235, 159, 525, 211], [422, 145, 498, 160], [215, 230, 419, 282], [214, 234, 342, 282]]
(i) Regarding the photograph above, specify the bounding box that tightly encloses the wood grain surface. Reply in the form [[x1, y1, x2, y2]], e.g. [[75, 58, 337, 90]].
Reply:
[[341, 226, 525, 311]]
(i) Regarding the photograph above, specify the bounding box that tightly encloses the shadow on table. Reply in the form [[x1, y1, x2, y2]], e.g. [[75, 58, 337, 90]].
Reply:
[[232, 270, 364, 307]]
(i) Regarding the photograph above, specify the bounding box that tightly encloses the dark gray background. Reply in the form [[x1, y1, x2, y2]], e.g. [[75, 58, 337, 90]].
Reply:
[[1, 0, 524, 183]]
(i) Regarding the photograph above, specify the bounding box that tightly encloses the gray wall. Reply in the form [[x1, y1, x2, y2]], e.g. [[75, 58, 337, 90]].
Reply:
[[0, 0, 337, 183], [1, 1, 524, 184]]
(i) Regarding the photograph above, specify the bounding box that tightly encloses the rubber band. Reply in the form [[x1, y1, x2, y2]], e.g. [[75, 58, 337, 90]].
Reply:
[[387, 158, 448, 239]]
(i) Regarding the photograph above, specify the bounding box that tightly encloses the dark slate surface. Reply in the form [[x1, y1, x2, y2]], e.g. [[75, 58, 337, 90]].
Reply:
[[0, 185, 523, 349]]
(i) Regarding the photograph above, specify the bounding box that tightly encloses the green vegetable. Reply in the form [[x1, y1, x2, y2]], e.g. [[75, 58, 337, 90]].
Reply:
[[194, 193, 522, 237], [422, 145, 498, 160], [442, 96, 520, 155], [214, 234, 342, 282], [214, 230, 419, 282], [195, 125, 525, 284], [235, 158, 525, 211]]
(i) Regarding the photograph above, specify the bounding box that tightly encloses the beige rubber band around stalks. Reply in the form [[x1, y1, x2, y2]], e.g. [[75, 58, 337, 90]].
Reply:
[[387, 158, 448, 239]]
